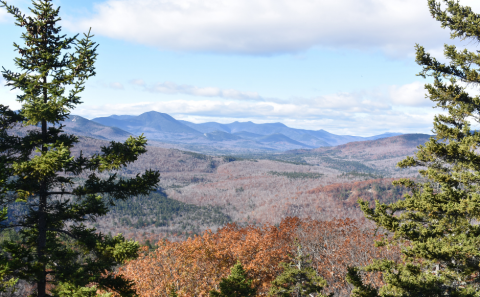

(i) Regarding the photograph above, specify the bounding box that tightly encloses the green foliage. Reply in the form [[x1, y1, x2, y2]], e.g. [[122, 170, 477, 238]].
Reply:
[[168, 286, 179, 297], [0, 1, 160, 296], [207, 160, 218, 169], [273, 159, 312, 166], [338, 171, 383, 180], [0, 207, 18, 293], [51, 283, 112, 297], [180, 150, 211, 160], [345, 267, 377, 297], [269, 245, 329, 297], [268, 171, 323, 179], [111, 191, 231, 230], [320, 156, 378, 174], [348, 1, 480, 296], [222, 155, 242, 162], [210, 261, 257, 297]]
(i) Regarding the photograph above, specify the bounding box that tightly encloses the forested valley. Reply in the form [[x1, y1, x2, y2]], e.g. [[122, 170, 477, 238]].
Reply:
[[65, 134, 424, 244]]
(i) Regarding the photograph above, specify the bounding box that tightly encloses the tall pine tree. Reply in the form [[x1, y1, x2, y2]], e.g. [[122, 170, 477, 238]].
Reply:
[[347, 1, 480, 296], [0, 1, 160, 296]]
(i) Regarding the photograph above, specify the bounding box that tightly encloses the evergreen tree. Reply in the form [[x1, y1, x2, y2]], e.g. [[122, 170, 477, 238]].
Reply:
[[269, 244, 328, 297], [0, 108, 18, 293], [168, 285, 179, 297], [347, 1, 480, 296], [209, 261, 257, 297], [0, 1, 160, 296], [0, 208, 17, 293]]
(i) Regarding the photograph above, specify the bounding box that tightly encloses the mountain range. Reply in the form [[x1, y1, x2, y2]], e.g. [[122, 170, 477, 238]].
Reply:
[[61, 111, 402, 153]]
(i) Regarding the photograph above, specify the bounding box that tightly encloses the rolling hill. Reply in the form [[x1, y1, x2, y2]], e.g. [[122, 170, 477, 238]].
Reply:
[[203, 131, 243, 141], [65, 132, 428, 243], [257, 133, 314, 148], [61, 115, 132, 141], [312, 133, 432, 159]]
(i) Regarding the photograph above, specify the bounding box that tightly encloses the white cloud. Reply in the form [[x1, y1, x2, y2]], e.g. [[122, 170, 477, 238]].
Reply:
[[0, 8, 7, 22], [76, 99, 435, 135], [99, 80, 428, 114], [389, 81, 429, 106], [75, 80, 440, 135], [70, 0, 480, 56], [310, 92, 391, 111], [108, 82, 124, 89], [98, 82, 124, 89], [0, 77, 22, 110], [130, 79, 145, 86], [75, 99, 367, 120], [141, 81, 265, 101], [133, 80, 402, 108]]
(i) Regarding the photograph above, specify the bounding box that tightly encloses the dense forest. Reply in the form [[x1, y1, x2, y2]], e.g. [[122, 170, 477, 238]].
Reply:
[[66, 136, 418, 243], [120, 218, 400, 297]]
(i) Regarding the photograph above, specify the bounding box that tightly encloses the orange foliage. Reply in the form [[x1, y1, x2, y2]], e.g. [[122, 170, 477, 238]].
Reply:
[[306, 179, 394, 195], [119, 218, 400, 297], [119, 218, 299, 297], [307, 178, 409, 208]]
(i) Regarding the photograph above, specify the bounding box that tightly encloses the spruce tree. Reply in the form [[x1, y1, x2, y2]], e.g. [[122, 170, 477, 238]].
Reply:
[[0, 1, 160, 296], [269, 244, 328, 297], [347, 1, 480, 296], [168, 285, 179, 297], [0, 208, 17, 293], [209, 261, 257, 297], [0, 107, 18, 293]]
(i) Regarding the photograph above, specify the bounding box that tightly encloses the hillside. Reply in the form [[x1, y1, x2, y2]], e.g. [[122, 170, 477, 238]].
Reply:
[[66, 134, 426, 243], [246, 133, 433, 177], [233, 131, 268, 139], [61, 115, 132, 141], [258, 133, 313, 147], [203, 131, 243, 141], [312, 133, 432, 159]]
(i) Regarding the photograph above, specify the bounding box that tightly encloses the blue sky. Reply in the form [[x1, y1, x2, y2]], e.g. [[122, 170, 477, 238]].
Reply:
[[1, 0, 480, 136]]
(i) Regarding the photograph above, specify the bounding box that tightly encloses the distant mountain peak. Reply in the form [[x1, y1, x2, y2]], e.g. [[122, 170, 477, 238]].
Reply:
[[139, 111, 174, 118], [92, 111, 202, 135], [88, 111, 408, 153], [108, 114, 136, 120]]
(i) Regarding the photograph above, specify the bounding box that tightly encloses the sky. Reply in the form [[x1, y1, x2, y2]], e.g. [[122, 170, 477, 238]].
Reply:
[[1, 0, 480, 136]]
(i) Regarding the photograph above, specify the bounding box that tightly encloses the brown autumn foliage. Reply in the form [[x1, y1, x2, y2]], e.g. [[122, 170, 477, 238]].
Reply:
[[312, 134, 431, 160], [306, 178, 410, 208], [118, 218, 400, 297], [119, 218, 298, 297], [297, 219, 401, 296], [63, 136, 422, 242]]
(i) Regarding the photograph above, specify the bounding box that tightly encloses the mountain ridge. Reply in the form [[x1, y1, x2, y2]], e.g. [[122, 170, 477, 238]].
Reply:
[[64, 111, 405, 153]]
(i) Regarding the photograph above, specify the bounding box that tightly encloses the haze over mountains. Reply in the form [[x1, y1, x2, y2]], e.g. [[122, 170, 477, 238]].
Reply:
[[62, 111, 402, 153]]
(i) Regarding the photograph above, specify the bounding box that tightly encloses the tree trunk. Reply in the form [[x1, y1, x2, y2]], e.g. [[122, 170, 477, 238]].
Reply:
[[37, 76, 48, 297]]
